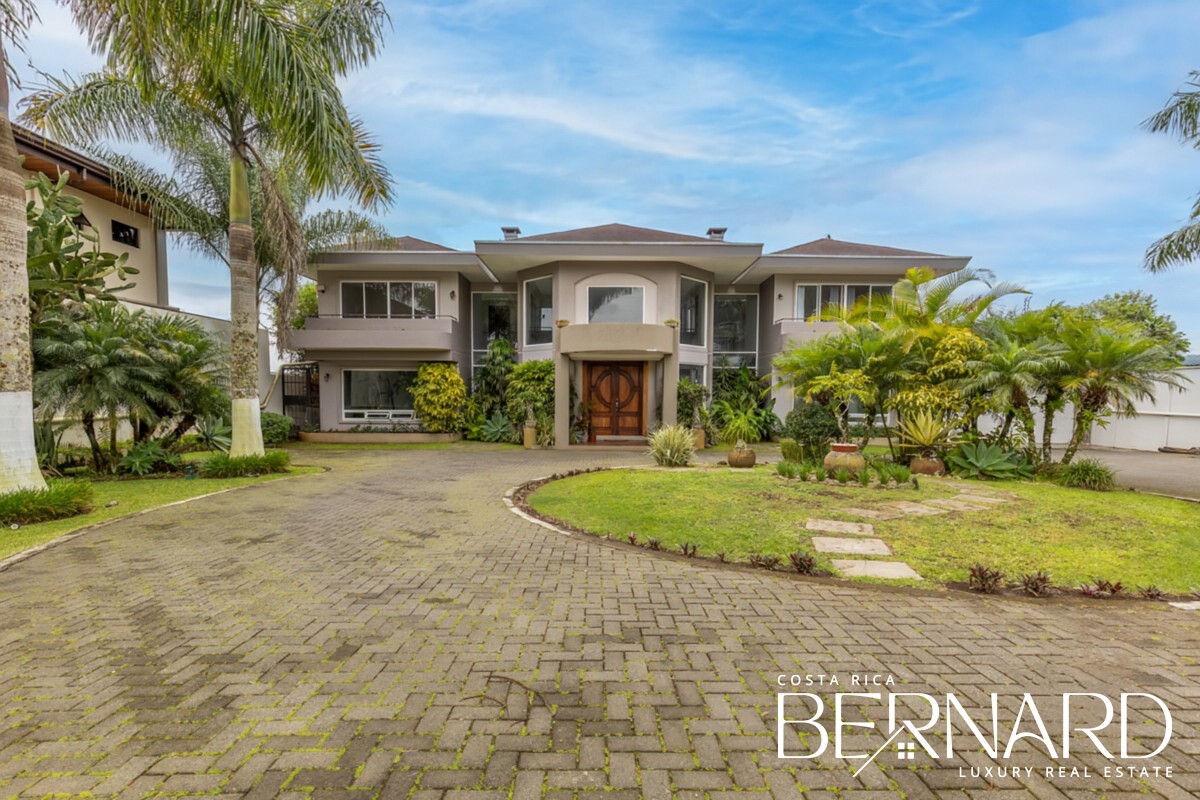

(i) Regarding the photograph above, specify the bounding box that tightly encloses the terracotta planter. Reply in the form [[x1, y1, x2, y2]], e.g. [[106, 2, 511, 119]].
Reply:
[[823, 442, 866, 473], [910, 456, 945, 476], [727, 448, 756, 468], [692, 427, 706, 451]]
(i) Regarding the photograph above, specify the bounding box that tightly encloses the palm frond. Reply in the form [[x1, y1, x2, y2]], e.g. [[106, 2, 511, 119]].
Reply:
[[1144, 219, 1200, 272]]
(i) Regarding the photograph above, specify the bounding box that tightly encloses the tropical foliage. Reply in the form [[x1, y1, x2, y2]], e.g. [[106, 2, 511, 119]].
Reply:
[[1142, 71, 1200, 272], [22, 0, 394, 457], [412, 363, 467, 433], [775, 266, 1185, 471], [648, 424, 695, 467]]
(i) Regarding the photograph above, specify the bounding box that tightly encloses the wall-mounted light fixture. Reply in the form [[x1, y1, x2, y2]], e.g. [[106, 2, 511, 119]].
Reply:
[[317, 283, 326, 294], [450, 289, 457, 300], [777, 293, 784, 301], [323, 372, 330, 383]]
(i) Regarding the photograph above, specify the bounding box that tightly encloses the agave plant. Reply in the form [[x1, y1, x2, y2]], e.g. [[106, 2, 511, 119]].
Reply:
[[896, 411, 958, 458]]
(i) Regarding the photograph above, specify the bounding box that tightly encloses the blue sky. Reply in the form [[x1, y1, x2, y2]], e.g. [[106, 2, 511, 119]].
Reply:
[[18, 0, 1200, 349]]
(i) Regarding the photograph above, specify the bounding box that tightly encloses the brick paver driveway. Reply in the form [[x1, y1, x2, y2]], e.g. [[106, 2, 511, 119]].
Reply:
[[1, 446, 1197, 799]]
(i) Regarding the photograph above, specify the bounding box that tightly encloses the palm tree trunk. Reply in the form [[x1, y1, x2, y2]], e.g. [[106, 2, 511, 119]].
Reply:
[[1040, 390, 1062, 465], [227, 151, 264, 457], [1060, 408, 1090, 467], [0, 44, 48, 492], [81, 412, 104, 472], [997, 410, 1015, 445]]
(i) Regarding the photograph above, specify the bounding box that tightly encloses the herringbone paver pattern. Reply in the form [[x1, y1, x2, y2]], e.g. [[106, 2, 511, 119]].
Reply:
[[0, 446, 1197, 799]]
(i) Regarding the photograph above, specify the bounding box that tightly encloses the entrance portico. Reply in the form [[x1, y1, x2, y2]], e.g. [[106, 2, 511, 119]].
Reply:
[[553, 321, 680, 448]]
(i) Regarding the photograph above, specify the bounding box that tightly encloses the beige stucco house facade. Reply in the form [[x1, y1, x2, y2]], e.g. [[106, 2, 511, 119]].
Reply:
[[17, 124, 276, 411], [292, 223, 969, 447]]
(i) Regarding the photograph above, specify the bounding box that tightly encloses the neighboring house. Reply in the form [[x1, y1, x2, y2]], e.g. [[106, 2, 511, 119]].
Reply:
[[293, 223, 969, 447], [16, 124, 276, 412]]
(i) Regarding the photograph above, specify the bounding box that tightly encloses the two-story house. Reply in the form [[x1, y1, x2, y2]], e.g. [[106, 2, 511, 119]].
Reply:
[[16, 124, 276, 411], [292, 223, 970, 447]]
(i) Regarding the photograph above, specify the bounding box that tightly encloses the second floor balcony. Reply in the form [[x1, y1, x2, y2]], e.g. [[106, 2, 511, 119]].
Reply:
[[287, 314, 460, 353]]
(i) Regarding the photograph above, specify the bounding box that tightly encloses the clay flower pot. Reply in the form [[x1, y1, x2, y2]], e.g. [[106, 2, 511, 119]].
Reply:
[[910, 456, 945, 476], [823, 442, 866, 473], [727, 447, 756, 468], [692, 427, 706, 451]]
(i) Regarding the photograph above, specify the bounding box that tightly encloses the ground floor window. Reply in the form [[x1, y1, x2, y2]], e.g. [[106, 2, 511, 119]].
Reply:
[[714, 295, 757, 373], [342, 369, 417, 420], [472, 292, 517, 374], [679, 364, 705, 385]]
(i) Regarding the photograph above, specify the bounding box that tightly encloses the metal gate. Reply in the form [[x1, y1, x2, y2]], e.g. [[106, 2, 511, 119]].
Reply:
[[281, 363, 320, 429]]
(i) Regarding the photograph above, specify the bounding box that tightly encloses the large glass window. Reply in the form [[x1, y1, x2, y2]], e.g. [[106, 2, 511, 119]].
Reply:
[[472, 292, 517, 371], [679, 277, 706, 346], [679, 364, 705, 385], [524, 276, 553, 345], [715, 295, 757, 351], [342, 369, 417, 420], [796, 284, 892, 319], [588, 286, 644, 323], [341, 281, 436, 319]]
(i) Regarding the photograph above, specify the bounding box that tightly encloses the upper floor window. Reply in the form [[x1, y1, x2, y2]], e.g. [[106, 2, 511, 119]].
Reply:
[[112, 220, 139, 248], [679, 277, 706, 346], [588, 286, 643, 324], [340, 280, 436, 319], [796, 283, 892, 320], [524, 276, 553, 345]]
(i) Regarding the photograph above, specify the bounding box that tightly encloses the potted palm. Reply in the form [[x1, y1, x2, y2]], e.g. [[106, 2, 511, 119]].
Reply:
[[897, 411, 958, 475]]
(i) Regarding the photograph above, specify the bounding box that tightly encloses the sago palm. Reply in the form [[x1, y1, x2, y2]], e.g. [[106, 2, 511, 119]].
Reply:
[[24, 0, 393, 456], [1143, 71, 1200, 271], [1057, 320, 1186, 465], [961, 324, 1066, 450]]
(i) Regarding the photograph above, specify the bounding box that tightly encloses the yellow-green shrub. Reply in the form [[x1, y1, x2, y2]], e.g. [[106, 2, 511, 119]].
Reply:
[[413, 362, 468, 432]]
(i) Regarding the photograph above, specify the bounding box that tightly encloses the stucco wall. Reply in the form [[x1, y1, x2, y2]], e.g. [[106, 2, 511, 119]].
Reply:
[[26, 178, 162, 306]]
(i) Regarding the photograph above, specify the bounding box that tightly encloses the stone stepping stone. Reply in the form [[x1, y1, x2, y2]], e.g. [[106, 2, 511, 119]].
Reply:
[[926, 498, 991, 512], [832, 559, 922, 580], [952, 493, 1009, 505], [812, 536, 891, 556], [805, 518, 876, 536], [843, 507, 903, 521], [887, 501, 948, 516], [959, 489, 1020, 499], [1169, 601, 1200, 611]]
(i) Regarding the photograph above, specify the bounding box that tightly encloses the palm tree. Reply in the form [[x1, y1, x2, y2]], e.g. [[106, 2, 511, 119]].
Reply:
[[1143, 71, 1200, 271], [135, 312, 228, 444], [0, 0, 46, 492], [96, 137, 387, 355], [961, 323, 1066, 452], [23, 0, 392, 456], [1057, 320, 1186, 465], [851, 266, 1028, 346], [33, 304, 166, 471]]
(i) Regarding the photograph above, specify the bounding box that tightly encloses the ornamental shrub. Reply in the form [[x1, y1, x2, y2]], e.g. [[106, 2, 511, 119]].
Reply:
[[1054, 458, 1116, 491], [648, 425, 695, 467], [198, 450, 291, 478], [0, 481, 95, 526], [412, 362, 468, 433], [260, 411, 294, 445], [506, 359, 556, 427], [782, 402, 840, 461], [779, 437, 803, 463]]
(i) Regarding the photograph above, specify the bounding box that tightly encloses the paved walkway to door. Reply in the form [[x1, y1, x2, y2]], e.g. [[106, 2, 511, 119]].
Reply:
[[0, 445, 1197, 799]]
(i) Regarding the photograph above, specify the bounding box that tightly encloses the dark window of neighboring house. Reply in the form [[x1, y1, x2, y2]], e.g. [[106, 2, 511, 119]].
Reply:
[[112, 220, 139, 248]]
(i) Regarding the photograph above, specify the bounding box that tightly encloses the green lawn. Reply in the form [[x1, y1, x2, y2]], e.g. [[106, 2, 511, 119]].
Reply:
[[0, 466, 322, 562], [528, 466, 1200, 593]]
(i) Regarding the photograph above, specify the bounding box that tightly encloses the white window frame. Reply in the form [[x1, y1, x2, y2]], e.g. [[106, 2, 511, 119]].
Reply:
[[522, 276, 554, 347], [679, 276, 707, 347], [586, 284, 645, 324], [338, 280, 438, 319], [340, 368, 418, 422], [794, 282, 892, 320], [713, 293, 757, 372], [471, 290, 518, 371]]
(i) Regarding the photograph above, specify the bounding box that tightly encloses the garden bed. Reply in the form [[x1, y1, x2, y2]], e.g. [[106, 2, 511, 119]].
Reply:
[[523, 466, 1200, 598], [299, 431, 462, 444]]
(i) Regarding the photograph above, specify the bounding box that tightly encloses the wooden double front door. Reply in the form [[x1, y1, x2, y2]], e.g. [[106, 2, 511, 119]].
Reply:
[[585, 362, 645, 439]]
